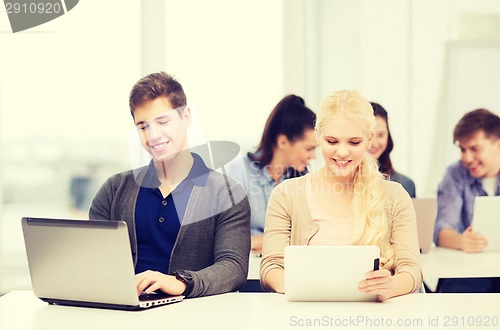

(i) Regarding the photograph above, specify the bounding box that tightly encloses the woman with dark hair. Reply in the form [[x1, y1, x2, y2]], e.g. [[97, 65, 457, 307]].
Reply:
[[369, 102, 416, 197], [224, 94, 318, 253]]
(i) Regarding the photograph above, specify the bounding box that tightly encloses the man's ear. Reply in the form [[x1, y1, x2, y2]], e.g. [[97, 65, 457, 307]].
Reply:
[[182, 106, 192, 126]]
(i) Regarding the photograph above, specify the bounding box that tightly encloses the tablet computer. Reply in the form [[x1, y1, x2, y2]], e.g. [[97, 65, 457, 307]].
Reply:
[[472, 196, 500, 252], [284, 245, 380, 302]]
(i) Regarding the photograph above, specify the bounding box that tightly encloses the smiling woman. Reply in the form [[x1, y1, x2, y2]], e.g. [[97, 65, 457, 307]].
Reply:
[[317, 94, 374, 182], [260, 90, 422, 301], [369, 102, 416, 197], [223, 94, 317, 254]]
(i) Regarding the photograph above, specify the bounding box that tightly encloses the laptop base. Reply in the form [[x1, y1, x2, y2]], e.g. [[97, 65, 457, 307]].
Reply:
[[41, 296, 184, 311]]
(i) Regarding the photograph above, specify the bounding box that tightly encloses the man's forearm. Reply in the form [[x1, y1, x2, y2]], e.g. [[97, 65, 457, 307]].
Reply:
[[438, 228, 463, 250]]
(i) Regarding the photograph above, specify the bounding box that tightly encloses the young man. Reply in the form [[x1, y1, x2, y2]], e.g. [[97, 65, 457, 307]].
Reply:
[[89, 72, 250, 298], [434, 108, 500, 292]]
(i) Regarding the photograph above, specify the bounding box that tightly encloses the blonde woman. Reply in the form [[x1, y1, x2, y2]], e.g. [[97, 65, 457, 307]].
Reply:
[[259, 90, 422, 301]]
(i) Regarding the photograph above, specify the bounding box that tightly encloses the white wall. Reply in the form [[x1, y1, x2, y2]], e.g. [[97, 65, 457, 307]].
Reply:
[[305, 0, 500, 197], [125, 0, 289, 168], [0, 0, 142, 293], [161, 0, 286, 154]]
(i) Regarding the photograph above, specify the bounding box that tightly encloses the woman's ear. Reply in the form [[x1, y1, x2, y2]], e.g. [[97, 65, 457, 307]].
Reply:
[[367, 133, 374, 151], [315, 130, 321, 144], [276, 134, 289, 149]]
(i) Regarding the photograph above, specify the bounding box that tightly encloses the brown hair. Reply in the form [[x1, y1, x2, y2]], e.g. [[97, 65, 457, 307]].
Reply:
[[453, 108, 500, 143], [371, 102, 394, 175], [252, 94, 316, 167], [129, 72, 187, 117]]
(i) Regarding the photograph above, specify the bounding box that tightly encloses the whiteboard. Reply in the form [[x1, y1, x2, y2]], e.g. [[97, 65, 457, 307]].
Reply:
[[444, 41, 500, 166]]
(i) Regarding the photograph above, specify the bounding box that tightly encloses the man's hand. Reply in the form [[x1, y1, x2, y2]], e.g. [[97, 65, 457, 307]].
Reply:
[[251, 234, 264, 254], [462, 225, 488, 253], [135, 270, 186, 296]]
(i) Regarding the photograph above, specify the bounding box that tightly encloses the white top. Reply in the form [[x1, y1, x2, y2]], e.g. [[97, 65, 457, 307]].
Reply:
[[482, 177, 499, 196], [306, 175, 354, 245]]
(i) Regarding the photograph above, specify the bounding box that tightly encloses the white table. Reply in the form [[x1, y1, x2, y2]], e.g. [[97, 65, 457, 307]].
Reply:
[[247, 254, 261, 280], [421, 247, 500, 278], [1, 290, 500, 330]]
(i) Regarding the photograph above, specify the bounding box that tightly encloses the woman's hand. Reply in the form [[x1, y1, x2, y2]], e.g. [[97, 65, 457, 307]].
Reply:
[[358, 268, 395, 302], [135, 270, 186, 296]]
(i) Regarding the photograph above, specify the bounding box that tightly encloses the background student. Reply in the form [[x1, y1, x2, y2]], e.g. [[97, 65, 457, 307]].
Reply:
[[224, 94, 317, 254], [369, 102, 416, 197], [90, 72, 250, 298], [434, 108, 500, 293], [260, 90, 422, 301]]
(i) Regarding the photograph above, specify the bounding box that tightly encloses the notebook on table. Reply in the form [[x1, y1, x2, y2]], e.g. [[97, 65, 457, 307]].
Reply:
[[284, 245, 380, 302], [471, 196, 500, 252], [21, 217, 184, 310], [411, 198, 437, 253]]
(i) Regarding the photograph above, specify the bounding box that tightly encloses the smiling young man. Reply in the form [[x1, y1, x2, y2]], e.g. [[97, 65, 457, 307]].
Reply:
[[434, 108, 500, 293], [89, 72, 250, 298]]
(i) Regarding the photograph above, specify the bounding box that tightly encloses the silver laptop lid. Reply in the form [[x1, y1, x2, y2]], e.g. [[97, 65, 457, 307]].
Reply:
[[412, 198, 437, 253], [22, 217, 141, 307]]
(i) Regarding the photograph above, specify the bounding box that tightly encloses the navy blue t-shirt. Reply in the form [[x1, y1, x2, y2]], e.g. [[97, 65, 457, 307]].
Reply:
[[134, 153, 209, 274]]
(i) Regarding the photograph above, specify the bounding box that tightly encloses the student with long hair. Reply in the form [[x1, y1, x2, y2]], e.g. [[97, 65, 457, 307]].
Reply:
[[224, 95, 317, 253], [260, 90, 422, 301], [369, 102, 416, 197]]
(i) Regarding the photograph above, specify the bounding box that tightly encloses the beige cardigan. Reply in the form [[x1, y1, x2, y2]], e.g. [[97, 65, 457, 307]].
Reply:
[[259, 174, 423, 293]]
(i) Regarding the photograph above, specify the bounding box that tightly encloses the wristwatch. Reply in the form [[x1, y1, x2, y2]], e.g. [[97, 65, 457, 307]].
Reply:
[[174, 270, 194, 296]]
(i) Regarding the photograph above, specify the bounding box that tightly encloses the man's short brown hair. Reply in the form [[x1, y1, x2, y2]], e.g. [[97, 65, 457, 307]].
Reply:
[[453, 108, 500, 143], [129, 72, 187, 117]]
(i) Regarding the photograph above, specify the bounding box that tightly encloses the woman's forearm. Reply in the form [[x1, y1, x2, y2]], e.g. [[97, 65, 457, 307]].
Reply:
[[263, 268, 285, 293]]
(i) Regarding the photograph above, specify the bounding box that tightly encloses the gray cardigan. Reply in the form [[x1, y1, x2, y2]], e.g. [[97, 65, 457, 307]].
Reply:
[[89, 165, 251, 298]]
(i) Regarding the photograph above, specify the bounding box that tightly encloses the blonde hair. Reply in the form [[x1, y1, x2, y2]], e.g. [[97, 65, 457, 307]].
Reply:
[[316, 90, 395, 269]]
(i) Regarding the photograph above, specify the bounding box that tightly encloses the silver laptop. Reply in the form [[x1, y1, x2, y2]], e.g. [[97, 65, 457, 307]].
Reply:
[[21, 217, 184, 310], [284, 245, 380, 302], [471, 196, 500, 252], [412, 198, 437, 253]]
